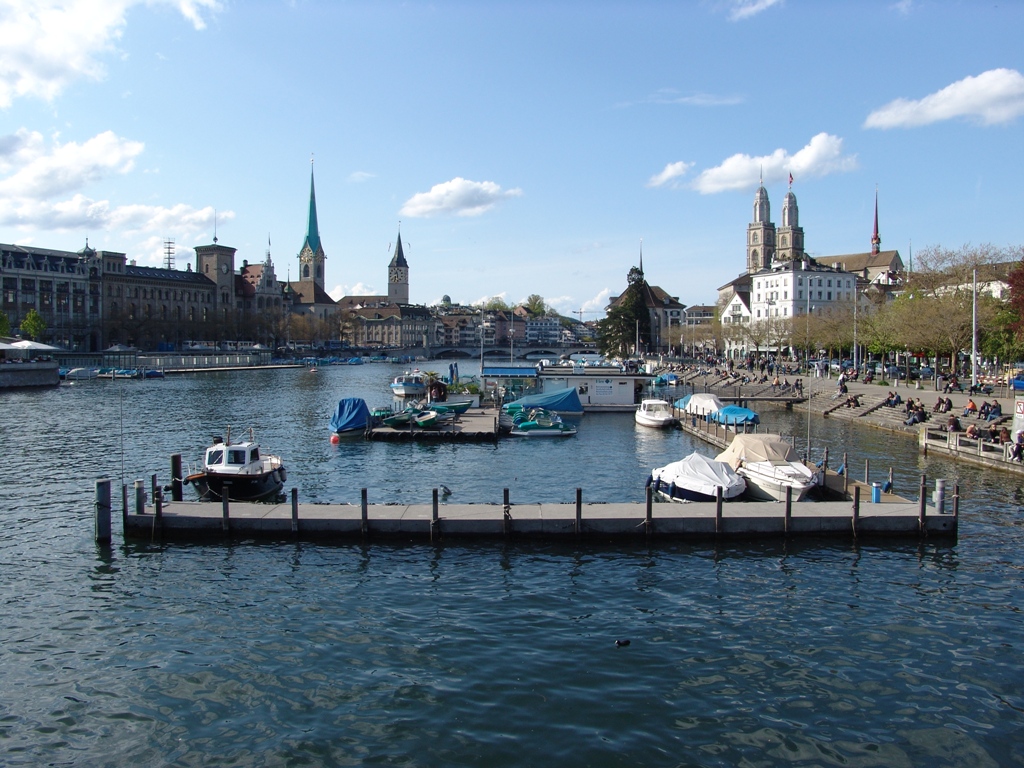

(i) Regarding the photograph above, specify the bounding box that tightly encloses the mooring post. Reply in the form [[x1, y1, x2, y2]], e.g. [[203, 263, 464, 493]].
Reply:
[[361, 488, 368, 535], [843, 452, 849, 494], [952, 483, 960, 522], [918, 473, 927, 531], [864, 458, 870, 485], [121, 482, 128, 530], [170, 453, 183, 502], [431, 488, 439, 542], [152, 474, 162, 522], [134, 479, 145, 515], [852, 485, 860, 537], [715, 486, 723, 534], [291, 487, 299, 533], [503, 487, 511, 536], [645, 485, 653, 536], [935, 478, 946, 515], [575, 487, 582, 535], [784, 485, 792, 534], [94, 478, 111, 544], [823, 446, 829, 471], [888, 467, 894, 495], [221, 484, 230, 532]]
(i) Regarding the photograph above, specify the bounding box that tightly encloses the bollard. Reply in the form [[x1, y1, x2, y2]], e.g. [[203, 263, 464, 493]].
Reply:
[[95, 478, 111, 544], [934, 478, 946, 515], [221, 484, 230, 532], [715, 486, 723, 534], [918, 474, 927, 531], [361, 488, 368, 535], [575, 487, 582, 535], [784, 485, 792, 535], [134, 479, 146, 515], [291, 487, 299, 533], [853, 485, 860, 536], [170, 453, 183, 502]]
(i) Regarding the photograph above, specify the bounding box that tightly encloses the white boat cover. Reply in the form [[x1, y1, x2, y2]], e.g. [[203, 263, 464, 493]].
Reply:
[[651, 452, 746, 499], [684, 392, 724, 416], [714, 433, 799, 470]]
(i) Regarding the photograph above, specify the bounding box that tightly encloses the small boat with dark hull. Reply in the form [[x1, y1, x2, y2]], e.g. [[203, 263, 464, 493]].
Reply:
[[184, 429, 287, 502]]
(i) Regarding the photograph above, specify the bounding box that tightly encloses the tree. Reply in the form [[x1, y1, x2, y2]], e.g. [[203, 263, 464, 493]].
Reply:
[[0, 310, 9, 337], [524, 294, 547, 318], [596, 266, 650, 357], [484, 296, 511, 311], [19, 309, 46, 341]]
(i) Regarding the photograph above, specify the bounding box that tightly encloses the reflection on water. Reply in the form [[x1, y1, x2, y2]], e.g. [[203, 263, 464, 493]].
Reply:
[[0, 365, 1022, 766]]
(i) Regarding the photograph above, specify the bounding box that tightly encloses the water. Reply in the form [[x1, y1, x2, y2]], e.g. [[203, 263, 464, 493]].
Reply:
[[2, 364, 1023, 766]]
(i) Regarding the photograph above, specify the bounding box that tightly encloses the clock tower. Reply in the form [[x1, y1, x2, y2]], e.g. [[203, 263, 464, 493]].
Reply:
[[387, 229, 409, 304], [195, 242, 237, 310]]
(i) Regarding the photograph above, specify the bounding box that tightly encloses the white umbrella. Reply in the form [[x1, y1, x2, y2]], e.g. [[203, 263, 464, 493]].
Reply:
[[0, 341, 19, 350], [12, 340, 62, 351]]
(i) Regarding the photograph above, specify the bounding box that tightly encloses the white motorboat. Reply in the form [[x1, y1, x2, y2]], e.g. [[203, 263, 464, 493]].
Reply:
[[635, 398, 677, 428], [715, 434, 820, 502], [390, 371, 427, 397], [647, 452, 746, 502], [184, 428, 287, 502]]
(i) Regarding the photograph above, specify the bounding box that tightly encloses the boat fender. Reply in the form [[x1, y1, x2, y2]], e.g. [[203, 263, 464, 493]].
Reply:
[[653, 478, 662, 493], [279, 467, 287, 483], [645, 475, 652, 488], [615, 639, 630, 647]]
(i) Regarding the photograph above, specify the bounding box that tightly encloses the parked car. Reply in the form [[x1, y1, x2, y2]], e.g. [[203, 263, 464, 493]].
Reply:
[[918, 366, 935, 380]]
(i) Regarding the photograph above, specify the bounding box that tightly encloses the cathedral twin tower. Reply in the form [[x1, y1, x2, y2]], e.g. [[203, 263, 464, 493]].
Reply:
[[746, 180, 806, 274]]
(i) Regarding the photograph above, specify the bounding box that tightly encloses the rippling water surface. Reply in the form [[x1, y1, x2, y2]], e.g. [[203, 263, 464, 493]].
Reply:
[[2, 364, 1023, 766]]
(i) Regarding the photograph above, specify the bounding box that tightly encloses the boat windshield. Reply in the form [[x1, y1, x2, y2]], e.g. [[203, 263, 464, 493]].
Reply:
[[228, 448, 248, 465], [206, 448, 224, 465]]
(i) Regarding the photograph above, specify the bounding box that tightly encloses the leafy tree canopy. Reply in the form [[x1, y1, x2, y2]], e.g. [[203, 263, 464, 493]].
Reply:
[[19, 309, 46, 341]]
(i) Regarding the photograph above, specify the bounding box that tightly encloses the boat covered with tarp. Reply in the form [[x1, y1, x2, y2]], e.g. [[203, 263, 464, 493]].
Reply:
[[330, 397, 371, 435], [707, 405, 760, 426], [646, 452, 746, 503], [715, 434, 819, 502], [673, 392, 724, 417], [504, 387, 584, 416]]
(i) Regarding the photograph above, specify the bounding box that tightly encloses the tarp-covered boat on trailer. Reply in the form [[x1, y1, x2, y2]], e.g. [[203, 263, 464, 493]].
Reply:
[[330, 397, 371, 435]]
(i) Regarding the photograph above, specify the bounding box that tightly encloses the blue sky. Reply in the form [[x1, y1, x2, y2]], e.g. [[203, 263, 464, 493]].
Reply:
[[2, 0, 1022, 318]]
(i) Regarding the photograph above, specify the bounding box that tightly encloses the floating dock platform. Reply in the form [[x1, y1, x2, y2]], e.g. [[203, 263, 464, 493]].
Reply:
[[366, 409, 500, 442], [109, 478, 957, 543]]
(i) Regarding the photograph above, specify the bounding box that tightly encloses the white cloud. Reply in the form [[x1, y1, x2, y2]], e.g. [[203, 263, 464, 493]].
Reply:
[[647, 161, 693, 189], [692, 132, 857, 194], [890, 0, 913, 14], [0, 0, 221, 108], [580, 288, 612, 316], [348, 171, 375, 183], [0, 127, 229, 240], [400, 177, 523, 218], [864, 68, 1024, 129], [727, 0, 783, 22], [328, 283, 378, 301]]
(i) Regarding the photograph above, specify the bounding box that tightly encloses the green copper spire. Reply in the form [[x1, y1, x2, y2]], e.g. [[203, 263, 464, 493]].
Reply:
[[302, 160, 321, 255]]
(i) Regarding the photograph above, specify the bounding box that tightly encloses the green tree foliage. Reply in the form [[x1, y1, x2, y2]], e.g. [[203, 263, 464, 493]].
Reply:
[[596, 266, 650, 357], [484, 296, 511, 311], [19, 309, 46, 341], [524, 294, 547, 318], [0, 311, 10, 337]]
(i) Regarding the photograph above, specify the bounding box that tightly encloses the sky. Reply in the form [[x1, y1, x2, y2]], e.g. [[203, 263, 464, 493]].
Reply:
[[1, 0, 1023, 320]]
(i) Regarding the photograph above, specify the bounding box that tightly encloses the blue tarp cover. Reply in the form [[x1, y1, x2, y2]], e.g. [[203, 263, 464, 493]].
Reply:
[[330, 397, 371, 433], [673, 394, 691, 409], [708, 405, 761, 425], [506, 387, 584, 414]]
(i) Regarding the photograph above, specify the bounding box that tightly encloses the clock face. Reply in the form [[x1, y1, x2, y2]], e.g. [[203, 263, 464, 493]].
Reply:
[[221, 263, 229, 274], [390, 268, 399, 281]]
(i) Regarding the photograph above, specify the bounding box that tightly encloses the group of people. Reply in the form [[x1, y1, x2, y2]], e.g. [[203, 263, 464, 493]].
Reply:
[[882, 391, 903, 408], [961, 399, 1003, 421], [904, 399, 928, 425], [932, 396, 954, 413]]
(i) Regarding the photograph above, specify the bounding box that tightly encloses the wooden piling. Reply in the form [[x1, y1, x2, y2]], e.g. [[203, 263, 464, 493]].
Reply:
[[864, 458, 870, 485], [645, 486, 653, 536], [842, 452, 848, 494], [290, 488, 299, 533], [918, 474, 927, 531], [134, 479, 145, 516], [784, 485, 792, 534], [852, 485, 860, 537], [575, 487, 582, 535], [152, 474, 162, 522], [431, 488, 439, 541], [94, 478, 111, 544], [953, 483, 960, 521], [503, 487, 511, 536], [170, 454, 183, 502], [715, 486, 723, 534], [121, 482, 128, 530], [221, 485, 230, 532], [361, 488, 368, 535], [888, 467, 894, 496]]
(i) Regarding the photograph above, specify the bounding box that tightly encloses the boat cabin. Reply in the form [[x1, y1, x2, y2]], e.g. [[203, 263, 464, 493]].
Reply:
[[205, 440, 261, 474]]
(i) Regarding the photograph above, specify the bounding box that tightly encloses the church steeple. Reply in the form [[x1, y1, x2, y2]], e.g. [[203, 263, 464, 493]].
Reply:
[[387, 226, 410, 304], [298, 157, 326, 289], [871, 188, 881, 255], [747, 182, 775, 273]]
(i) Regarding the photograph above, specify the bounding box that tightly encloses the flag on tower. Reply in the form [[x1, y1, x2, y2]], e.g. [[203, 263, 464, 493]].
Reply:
[[788, 173, 794, 185]]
